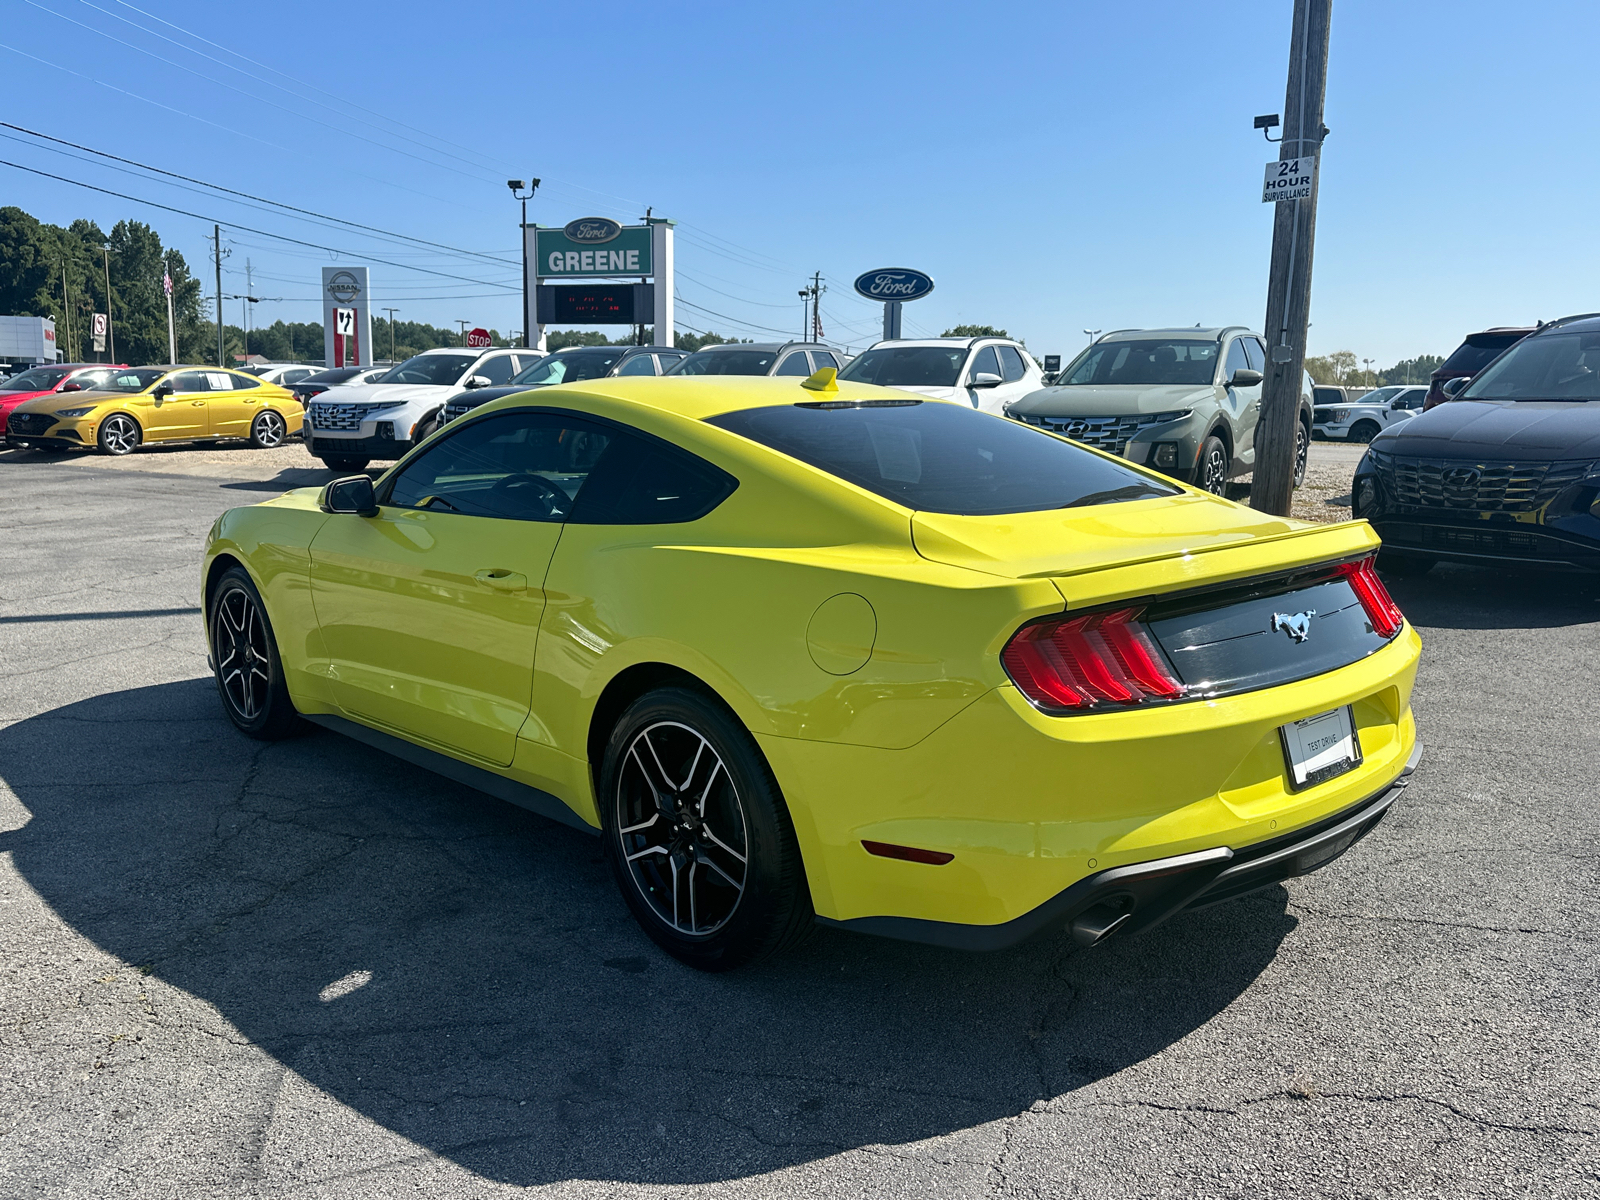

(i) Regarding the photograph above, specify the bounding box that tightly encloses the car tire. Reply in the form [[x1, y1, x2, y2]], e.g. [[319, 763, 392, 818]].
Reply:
[[321, 456, 370, 472], [413, 414, 438, 442], [97, 413, 142, 456], [249, 409, 288, 449], [1350, 420, 1382, 444], [1293, 420, 1310, 489], [1377, 551, 1436, 577], [1197, 435, 1229, 496], [209, 566, 304, 741], [600, 686, 813, 971]]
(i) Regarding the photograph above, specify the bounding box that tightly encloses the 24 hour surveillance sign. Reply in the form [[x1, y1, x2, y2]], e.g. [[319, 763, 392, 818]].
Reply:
[[1263, 156, 1317, 202]]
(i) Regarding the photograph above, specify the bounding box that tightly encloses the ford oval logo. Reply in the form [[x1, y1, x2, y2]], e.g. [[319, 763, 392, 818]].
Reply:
[[853, 268, 935, 302], [563, 217, 622, 244]]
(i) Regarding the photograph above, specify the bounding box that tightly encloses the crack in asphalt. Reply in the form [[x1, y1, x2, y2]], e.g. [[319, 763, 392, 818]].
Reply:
[[1287, 900, 1595, 942]]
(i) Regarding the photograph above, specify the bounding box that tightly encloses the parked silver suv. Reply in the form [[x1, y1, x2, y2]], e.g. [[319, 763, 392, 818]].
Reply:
[[1006, 326, 1312, 494]]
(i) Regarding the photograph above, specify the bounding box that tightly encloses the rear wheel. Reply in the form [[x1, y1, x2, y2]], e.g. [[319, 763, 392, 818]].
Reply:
[[321, 455, 369, 472], [1350, 420, 1382, 444], [209, 566, 303, 740], [601, 687, 812, 971], [249, 409, 287, 449], [1293, 420, 1310, 488], [98, 413, 141, 456], [1196, 435, 1229, 496]]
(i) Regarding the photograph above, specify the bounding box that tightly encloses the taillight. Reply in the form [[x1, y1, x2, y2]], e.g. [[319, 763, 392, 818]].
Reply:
[[1337, 557, 1405, 639], [1002, 607, 1184, 712]]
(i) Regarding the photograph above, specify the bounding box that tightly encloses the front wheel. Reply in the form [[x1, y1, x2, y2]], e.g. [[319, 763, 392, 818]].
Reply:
[[1196, 435, 1230, 496], [249, 409, 287, 449], [320, 455, 369, 472], [1293, 420, 1310, 489], [209, 566, 303, 740], [97, 413, 142, 456], [1350, 420, 1381, 444], [601, 687, 813, 971]]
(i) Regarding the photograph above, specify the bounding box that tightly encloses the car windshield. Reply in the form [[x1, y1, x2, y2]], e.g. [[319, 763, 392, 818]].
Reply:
[[1059, 338, 1219, 386], [1461, 331, 1600, 402], [377, 353, 478, 386], [708, 400, 1179, 516], [1, 367, 70, 392], [668, 349, 780, 376], [514, 350, 623, 386], [98, 368, 170, 393], [1361, 387, 1403, 405], [837, 346, 967, 388]]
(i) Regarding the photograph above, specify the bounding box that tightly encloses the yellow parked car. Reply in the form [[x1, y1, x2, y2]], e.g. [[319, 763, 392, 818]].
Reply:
[[201, 371, 1422, 969], [6, 365, 302, 456]]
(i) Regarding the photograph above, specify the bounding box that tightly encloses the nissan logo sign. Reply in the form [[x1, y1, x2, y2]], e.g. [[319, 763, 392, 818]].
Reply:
[[326, 271, 362, 302], [563, 217, 622, 244], [852, 268, 935, 302]]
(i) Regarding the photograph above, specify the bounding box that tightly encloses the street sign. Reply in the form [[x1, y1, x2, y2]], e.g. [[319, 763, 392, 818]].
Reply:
[[852, 268, 935, 302], [1263, 156, 1317, 203], [466, 327, 492, 348], [91, 312, 107, 353], [535, 225, 652, 277], [335, 308, 355, 337], [1044, 355, 1061, 372]]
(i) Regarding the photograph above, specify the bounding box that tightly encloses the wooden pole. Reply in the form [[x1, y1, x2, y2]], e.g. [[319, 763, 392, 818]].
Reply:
[[1252, 0, 1332, 517]]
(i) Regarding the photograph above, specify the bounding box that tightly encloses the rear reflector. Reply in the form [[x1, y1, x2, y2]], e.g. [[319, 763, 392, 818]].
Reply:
[[1337, 557, 1405, 639], [862, 840, 955, 866], [1002, 607, 1184, 712]]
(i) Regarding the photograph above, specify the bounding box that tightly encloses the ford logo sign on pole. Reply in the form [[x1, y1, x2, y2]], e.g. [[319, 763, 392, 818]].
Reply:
[[853, 268, 935, 340], [563, 217, 623, 244]]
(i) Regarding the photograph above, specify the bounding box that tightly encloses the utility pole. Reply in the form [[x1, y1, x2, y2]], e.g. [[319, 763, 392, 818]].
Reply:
[[212, 225, 225, 367], [60, 259, 73, 362], [243, 260, 253, 361], [382, 308, 399, 362], [456, 320, 470, 346], [102, 243, 115, 363], [798, 273, 825, 342], [1252, 0, 1332, 518]]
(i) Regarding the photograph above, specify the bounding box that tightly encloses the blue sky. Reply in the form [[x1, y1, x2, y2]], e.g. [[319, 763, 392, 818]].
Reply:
[[2, 0, 1591, 364]]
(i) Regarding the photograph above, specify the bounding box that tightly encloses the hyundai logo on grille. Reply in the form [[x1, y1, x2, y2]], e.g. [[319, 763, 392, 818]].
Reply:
[[1271, 610, 1317, 643], [1443, 466, 1482, 488]]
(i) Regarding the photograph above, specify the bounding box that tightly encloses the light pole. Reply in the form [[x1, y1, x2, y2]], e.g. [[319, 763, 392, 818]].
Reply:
[[382, 307, 399, 363], [1083, 328, 1101, 345], [456, 320, 470, 346], [508, 179, 540, 349], [1362, 357, 1374, 387], [101, 242, 115, 363]]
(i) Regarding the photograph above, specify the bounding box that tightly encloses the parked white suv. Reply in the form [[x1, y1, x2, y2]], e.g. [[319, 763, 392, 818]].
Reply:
[[1312, 384, 1426, 442], [836, 336, 1042, 415], [304, 346, 539, 471]]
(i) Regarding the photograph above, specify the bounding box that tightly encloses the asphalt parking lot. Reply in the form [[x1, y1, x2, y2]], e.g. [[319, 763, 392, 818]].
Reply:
[[2, 438, 1596, 1199]]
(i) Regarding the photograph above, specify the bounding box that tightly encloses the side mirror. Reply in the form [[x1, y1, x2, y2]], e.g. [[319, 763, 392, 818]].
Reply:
[[319, 475, 378, 516], [1440, 376, 1471, 400], [463, 374, 492, 389], [59, 382, 84, 392], [1228, 368, 1264, 388], [968, 372, 1003, 389], [152, 383, 174, 400]]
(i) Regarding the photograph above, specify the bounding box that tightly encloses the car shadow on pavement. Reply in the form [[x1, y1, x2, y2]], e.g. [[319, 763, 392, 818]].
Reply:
[[218, 467, 352, 492], [1383, 562, 1600, 631], [0, 679, 1293, 1186]]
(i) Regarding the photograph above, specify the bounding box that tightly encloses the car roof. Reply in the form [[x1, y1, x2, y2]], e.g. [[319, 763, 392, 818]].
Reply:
[[688, 341, 830, 353], [869, 337, 1019, 349], [1099, 326, 1253, 342], [475, 374, 911, 424]]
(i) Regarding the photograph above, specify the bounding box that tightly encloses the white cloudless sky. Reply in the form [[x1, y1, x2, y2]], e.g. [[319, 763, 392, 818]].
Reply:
[[2, 0, 1589, 364]]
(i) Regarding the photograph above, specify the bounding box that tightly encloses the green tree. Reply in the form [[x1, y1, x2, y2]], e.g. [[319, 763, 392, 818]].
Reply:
[[942, 324, 1011, 339], [1381, 355, 1444, 386]]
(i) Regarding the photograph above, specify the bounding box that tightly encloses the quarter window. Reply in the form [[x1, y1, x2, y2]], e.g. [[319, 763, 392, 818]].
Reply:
[[617, 353, 657, 376], [812, 352, 840, 371], [967, 345, 1002, 384], [382, 411, 611, 522], [775, 353, 813, 376], [1224, 339, 1251, 382], [229, 373, 261, 390], [568, 429, 738, 525], [997, 345, 1028, 382], [476, 355, 518, 385], [1243, 338, 1266, 372]]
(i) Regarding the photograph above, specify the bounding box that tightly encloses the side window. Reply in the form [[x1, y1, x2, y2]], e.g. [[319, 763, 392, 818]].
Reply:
[[997, 345, 1028, 383], [1223, 339, 1251, 381], [476, 355, 517, 385], [1243, 338, 1266, 372], [70, 369, 115, 389], [170, 371, 227, 393], [283, 368, 313, 385], [382, 411, 611, 522], [616, 353, 656, 376], [568, 428, 738, 525], [812, 351, 840, 371], [966, 345, 1002, 383], [229, 373, 261, 390], [775, 353, 813, 376]]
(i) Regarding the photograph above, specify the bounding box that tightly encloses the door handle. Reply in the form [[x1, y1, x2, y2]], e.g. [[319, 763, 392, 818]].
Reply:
[[474, 568, 527, 593], [192, 400, 207, 406]]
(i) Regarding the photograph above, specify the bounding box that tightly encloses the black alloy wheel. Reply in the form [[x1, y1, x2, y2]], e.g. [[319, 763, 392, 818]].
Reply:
[[97, 413, 142, 456], [1293, 420, 1310, 489], [321, 456, 370, 473], [249, 409, 287, 449], [1350, 420, 1382, 444], [1197, 435, 1230, 496], [210, 566, 303, 740], [601, 687, 812, 971]]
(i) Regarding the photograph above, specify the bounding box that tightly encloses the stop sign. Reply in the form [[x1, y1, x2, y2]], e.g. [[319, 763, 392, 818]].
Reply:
[[466, 327, 491, 348]]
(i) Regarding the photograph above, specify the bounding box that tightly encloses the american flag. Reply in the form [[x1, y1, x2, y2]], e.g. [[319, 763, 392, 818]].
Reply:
[[163, 271, 172, 296]]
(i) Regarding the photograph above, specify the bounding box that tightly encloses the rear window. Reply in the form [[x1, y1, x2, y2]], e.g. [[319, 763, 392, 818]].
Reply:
[[1442, 333, 1526, 375], [668, 349, 780, 376], [707, 401, 1179, 516]]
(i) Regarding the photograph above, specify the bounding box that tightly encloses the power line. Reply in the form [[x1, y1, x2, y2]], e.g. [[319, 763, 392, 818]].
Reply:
[[0, 158, 519, 291]]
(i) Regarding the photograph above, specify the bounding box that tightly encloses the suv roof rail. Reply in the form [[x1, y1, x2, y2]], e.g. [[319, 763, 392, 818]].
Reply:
[[1538, 313, 1600, 331]]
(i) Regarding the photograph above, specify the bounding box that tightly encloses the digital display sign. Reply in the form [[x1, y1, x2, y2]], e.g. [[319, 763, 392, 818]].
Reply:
[[537, 284, 654, 326]]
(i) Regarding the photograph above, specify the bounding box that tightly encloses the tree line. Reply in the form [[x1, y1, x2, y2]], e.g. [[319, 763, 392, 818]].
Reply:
[[1304, 350, 1445, 389]]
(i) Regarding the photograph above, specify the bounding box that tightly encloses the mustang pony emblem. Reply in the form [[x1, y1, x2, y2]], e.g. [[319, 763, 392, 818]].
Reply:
[[1271, 610, 1317, 643]]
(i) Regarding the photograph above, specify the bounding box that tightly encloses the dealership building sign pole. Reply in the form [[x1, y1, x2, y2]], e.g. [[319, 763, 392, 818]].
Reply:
[[322, 267, 372, 368], [525, 218, 673, 349]]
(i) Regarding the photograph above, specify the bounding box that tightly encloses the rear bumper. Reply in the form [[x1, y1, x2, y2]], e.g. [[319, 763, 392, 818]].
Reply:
[[819, 741, 1419, 950]]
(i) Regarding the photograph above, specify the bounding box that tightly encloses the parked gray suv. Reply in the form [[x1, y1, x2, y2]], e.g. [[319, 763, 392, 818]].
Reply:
[[1006, 326, 1312, 494]]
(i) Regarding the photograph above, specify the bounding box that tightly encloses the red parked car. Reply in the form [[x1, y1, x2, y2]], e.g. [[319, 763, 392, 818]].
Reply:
[[1423, 327, 1535, 411], [0, 364, 128, 439]]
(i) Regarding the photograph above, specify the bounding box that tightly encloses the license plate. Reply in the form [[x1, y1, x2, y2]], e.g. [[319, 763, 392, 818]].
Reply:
[[1279, 705, 1362, 791]]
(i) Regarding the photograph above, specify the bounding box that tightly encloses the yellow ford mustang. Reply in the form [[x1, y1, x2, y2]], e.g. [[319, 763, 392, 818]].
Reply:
[[201, 371, 1421, 969], [7, 365, 302, 455]]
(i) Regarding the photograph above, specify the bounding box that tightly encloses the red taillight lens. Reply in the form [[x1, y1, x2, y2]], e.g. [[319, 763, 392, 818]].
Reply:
[[1338, 557, 1405, 639], [1002, 607, 1184, 712]]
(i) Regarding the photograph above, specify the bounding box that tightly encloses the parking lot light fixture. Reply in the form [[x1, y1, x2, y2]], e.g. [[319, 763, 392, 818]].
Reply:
[[509, 179, 541, 350]]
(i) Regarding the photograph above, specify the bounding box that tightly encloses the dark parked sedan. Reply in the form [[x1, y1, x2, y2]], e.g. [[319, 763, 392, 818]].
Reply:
[[1353, 313, 1600, 573]]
